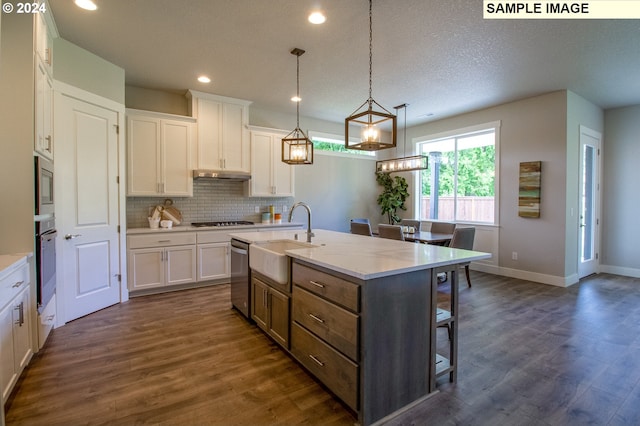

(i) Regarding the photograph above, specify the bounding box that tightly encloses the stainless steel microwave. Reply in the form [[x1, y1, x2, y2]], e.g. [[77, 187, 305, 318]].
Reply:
[[35, 155, 54, 216]]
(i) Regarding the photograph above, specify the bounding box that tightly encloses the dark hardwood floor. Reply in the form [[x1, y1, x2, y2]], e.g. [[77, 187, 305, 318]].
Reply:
[[5, 272, 640, 425]]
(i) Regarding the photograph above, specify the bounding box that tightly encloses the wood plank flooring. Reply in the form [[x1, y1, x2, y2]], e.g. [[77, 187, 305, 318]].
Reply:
[[5, 272, 640, 425]]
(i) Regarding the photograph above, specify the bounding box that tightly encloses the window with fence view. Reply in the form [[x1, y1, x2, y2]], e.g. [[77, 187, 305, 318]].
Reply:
[[417, 125, 497, 224]]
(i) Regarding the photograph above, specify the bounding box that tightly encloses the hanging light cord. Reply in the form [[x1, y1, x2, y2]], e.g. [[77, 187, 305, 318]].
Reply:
[[368, 0, 373, 104], [403, 104, 408, 155], [296, 53, 301, 130]]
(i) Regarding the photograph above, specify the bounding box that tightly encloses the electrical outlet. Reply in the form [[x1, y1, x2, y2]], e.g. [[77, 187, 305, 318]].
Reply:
[[283, 205, 288, 213], [254, 206, 260, 213], [512, 251, 518, 260]]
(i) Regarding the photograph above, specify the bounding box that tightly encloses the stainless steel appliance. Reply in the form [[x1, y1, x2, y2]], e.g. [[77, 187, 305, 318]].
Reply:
[[230, 238, 251, 319], [191, 221, 254, 227], [35, 217, 57, 314], [35, 156, 54, 216]]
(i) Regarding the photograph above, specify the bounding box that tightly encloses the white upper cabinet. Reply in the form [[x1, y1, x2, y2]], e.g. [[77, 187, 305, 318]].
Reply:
[[126, 109, 195, 197], [247, 130, 295, 197], [187, 90, 252, 173], [34, 12, 53, 73], [33, 11, 55, 160]]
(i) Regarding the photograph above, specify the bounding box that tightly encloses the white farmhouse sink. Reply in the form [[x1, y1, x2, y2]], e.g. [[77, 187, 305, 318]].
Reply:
[[249, 240, 317, 284]]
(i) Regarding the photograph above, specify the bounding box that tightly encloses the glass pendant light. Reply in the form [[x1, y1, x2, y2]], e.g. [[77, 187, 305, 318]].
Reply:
[[345, 0, 396, 151], [282, 48, 313, 165], [376, 104, 428, 173]]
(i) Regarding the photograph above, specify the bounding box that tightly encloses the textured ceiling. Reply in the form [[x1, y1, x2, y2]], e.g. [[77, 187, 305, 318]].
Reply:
[[49, 0, 640, 127]]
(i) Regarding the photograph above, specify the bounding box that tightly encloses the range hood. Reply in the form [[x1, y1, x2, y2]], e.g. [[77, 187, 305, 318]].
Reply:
[[192, 170, 251, 181]]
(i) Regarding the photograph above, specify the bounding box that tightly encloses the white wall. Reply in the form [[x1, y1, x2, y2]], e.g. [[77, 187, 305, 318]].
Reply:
[[601, 105, 640, 277]]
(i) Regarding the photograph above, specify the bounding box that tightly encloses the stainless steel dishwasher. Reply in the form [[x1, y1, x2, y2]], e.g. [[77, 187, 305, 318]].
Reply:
[[230, 238, 251, 319]]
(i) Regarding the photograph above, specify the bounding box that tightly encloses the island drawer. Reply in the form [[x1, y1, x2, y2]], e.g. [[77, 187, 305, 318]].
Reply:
[[292, 262, 359, 312], [293, 286, 359, 361], [128, 233, 196, 249], [291, 322, 358, 410]]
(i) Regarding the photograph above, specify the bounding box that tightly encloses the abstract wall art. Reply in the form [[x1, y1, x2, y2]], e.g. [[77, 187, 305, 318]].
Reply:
[[518, 161, 541, 218]]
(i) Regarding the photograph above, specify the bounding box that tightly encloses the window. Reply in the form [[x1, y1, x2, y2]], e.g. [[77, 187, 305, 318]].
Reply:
[[308, 131, 376, 157], [415, 122, 499, 224]]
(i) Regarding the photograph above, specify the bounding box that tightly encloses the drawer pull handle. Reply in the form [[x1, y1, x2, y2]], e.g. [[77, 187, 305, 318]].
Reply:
[[12, 280, 24, 288], [309, 354, 324, 367], [157, 240, 171, 243], [309, 313, 325, 324], [309, 280, 325, 288]]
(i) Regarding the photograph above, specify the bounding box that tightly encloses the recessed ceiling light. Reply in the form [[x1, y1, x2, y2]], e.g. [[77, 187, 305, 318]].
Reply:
[[75, 0, 97, 11], [291, 95, 301, 102], [308, 11, 326, 24], [197, 76, 211, 83]]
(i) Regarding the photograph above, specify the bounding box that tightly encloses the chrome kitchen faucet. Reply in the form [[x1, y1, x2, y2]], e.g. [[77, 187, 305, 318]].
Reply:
[[288, 202, 314, 243]]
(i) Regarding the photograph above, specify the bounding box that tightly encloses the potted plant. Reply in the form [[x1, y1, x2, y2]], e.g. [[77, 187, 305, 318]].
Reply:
[[376, 172, 409, 224]]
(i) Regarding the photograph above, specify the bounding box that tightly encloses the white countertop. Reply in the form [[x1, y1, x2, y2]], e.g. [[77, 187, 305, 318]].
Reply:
[[0, 253, 32, 280], [229, 229, 491, 280], [127, 222, 303, 235]]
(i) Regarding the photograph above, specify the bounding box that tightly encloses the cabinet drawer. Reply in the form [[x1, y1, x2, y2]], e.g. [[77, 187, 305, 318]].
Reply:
[[197, 231, 231, 244], [293, 286, 359, 361], [0, 264, 28, 308], [292, 262, 359, 312], [291, 322, 358, 410], [128, 232, 196, 249]]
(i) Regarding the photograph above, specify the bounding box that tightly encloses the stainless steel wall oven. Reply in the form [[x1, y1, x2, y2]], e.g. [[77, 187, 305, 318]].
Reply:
[[35, 217, 56, 314]]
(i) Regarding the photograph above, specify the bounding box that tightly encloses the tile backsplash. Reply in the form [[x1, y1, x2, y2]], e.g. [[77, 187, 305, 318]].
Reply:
[[126, 179, 293, 229]]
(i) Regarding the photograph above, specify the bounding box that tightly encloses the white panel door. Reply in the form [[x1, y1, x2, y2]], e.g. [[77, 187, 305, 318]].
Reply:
[[578, 126, 601, 279], [56, 92, 121, 322]]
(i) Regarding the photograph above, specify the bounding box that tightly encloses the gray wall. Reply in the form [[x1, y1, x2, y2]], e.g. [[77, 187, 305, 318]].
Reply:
[[0, 12, 35, 254], [601, 105, 640, 274], [406, 91, 572, 279], [53, 38, 125, 104]]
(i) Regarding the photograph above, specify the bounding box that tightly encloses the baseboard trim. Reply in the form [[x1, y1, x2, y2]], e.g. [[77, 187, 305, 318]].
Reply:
[[471, 263, 578, 287], [600, 264, 640, 278]]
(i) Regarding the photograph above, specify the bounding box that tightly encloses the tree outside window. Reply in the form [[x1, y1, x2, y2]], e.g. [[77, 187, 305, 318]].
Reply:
[[418, 129, 496, 224]]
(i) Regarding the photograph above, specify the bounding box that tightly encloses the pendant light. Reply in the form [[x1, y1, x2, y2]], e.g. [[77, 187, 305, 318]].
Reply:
[[376, 104, 428, 173], [282, 48, 313, 165], [345, 0, 396, 152]]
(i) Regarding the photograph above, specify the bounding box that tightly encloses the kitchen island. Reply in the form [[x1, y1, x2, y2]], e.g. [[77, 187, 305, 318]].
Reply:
[[230, 229, 490, 425]]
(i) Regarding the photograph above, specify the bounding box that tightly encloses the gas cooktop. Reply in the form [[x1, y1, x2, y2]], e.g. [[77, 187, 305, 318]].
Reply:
[[191, 221, 255, 227]]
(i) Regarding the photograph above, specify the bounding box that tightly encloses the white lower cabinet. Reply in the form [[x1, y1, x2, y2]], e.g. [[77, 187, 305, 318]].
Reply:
[[0, 257, 33, 404], [196, 231, 231, 281], [127, 233, 197, 291]]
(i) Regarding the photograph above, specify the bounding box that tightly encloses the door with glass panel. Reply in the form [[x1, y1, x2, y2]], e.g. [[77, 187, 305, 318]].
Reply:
[[578, 126, 601, 278]]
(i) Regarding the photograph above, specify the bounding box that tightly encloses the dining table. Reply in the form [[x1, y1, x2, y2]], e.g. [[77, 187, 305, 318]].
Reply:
[[403, 231, 453, 245]]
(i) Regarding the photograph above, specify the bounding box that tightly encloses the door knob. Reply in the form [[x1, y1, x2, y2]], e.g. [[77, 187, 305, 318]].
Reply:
[[65, 234, 82, 240]]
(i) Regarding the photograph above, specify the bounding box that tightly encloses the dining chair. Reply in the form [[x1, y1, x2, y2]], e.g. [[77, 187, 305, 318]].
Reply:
[[350, 218, 370, 224], [429, 222, 457, 246], [377, 224, 405, 241], [449, 227, 476, 287], [350, 221, 373, 236]]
